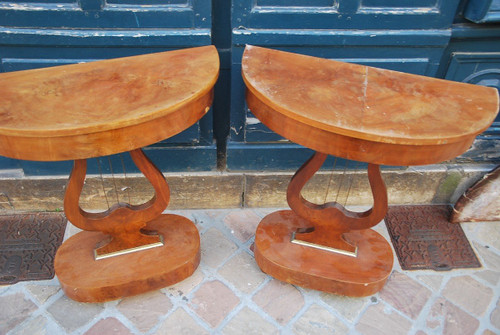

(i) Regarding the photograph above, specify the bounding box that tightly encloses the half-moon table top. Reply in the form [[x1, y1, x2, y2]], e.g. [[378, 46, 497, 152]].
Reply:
[[0, 45, 219, 161], [242, 45, 499, 166]]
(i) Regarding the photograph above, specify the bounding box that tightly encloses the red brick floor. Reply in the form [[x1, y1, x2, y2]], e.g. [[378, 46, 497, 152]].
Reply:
[[1, 208, 499, 334]]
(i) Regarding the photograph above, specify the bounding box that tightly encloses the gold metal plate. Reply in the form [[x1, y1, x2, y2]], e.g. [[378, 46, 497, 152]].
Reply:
[[291, 232, 358, 257], [94, 234, 164, 260]]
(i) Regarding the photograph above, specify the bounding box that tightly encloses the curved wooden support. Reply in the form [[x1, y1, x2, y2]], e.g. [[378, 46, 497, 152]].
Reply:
[[287, 151, 388, 253], [64, 148, 170, 257]]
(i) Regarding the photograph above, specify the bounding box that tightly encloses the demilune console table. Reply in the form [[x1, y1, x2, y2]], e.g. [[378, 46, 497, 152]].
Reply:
[[0, 46, 219, 302], [242, 45, 499, 296]]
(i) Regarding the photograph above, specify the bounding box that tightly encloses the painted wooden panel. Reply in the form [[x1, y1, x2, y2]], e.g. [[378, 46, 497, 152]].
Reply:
[[0, 0, 498, 173], [445, 52, 500, 137], [256, 0, 334, 6], [432, 24, 500, 164], [361, 0, 437, 7], [233, 0, 460, 29], [227, 0, 463, 169], [465, 0, 500, 23], [0, 0, 216, 173], [18, 145, 217, 176], [0, 0, 210, 28], [108, 0, 188, 4]]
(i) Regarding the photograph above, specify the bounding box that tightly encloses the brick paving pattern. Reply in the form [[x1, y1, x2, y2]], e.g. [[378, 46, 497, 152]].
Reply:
[[1, 208, 499, 334]]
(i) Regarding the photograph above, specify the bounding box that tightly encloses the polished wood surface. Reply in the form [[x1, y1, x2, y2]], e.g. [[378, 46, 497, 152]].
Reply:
[[288, 152, 387, 253], [242, 45, 499, 166], [254, 210, 393, 297], [0, 45, 219, 161], [244, 45, 498, 296], [0, 46, 218, 302], [55, 214, 200, 302], [64, 148, 170, 258], [254, 151, 393, 295]]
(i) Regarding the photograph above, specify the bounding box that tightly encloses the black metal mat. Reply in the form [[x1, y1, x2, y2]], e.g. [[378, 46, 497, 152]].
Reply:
[[0, 212, 66, 284], [385, 205, 480, 271]]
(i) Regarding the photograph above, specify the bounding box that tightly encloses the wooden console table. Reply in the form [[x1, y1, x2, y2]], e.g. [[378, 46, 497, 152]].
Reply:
[[242, 45, 499, 296], [0, 46, 219, 302]]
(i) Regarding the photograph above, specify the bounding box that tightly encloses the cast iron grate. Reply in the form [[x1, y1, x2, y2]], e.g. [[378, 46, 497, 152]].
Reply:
[[0, 212, 66, 284], [385, 205, 480, 271]]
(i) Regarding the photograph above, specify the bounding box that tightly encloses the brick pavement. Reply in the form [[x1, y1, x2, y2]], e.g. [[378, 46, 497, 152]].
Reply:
[[1, 208, 499, 335]]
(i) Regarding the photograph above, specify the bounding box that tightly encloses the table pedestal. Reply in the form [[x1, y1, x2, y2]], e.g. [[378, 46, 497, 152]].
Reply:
[[54, 148, 200, 302], [243, 45, 498, 297], [254, 152, 393, 296]]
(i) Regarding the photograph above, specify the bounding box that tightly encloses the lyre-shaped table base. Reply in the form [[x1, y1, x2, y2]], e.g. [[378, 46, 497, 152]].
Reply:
[[254, 152, 393, 297], [0, 46, 219, 302], [54, 149, 200, 302], [243, 45, 498, 297]]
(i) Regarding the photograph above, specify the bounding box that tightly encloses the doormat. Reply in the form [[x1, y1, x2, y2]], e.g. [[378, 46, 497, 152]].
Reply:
[[384, 205, 480, 271], [0, 212, 67, 284]]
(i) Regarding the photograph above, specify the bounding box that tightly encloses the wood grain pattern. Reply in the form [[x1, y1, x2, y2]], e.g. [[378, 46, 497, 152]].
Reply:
[[64, 148, 171, 257], [0, 46, 218, 302], [54, 214, 200, 302], [0, 45, 219, 161], [287, 152, 387, 253], [245, 90, 476, 166], [242, 45, 499, 166], [244, 45, 498, 296], [254, 210, 393, 297]]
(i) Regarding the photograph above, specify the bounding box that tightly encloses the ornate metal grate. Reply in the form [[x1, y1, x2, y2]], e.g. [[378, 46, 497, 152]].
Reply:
[[0, 213, 66, 284], [385, 205, 481, 271]]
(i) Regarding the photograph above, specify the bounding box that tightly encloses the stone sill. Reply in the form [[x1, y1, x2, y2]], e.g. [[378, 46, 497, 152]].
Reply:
[[0, 163, 496, 212]]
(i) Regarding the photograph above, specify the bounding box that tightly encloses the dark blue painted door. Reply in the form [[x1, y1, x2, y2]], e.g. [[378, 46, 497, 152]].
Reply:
[[0, 0, 214, 175], [0, 1, 499, 175], [226, 0, 500, 170]]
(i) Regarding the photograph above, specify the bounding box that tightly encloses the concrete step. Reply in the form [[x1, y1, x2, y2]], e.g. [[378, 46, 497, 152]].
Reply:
[[0, 164, 496, 212]]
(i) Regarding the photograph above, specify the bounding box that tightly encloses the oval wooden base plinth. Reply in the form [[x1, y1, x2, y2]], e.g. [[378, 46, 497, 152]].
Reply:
[[254, 210, 394, 297], [54, 214, 200, 302]]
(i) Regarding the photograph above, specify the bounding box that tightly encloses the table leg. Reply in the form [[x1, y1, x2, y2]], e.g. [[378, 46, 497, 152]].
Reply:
[[254, 151, 394, 296], [54, 148, 200, 302]]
